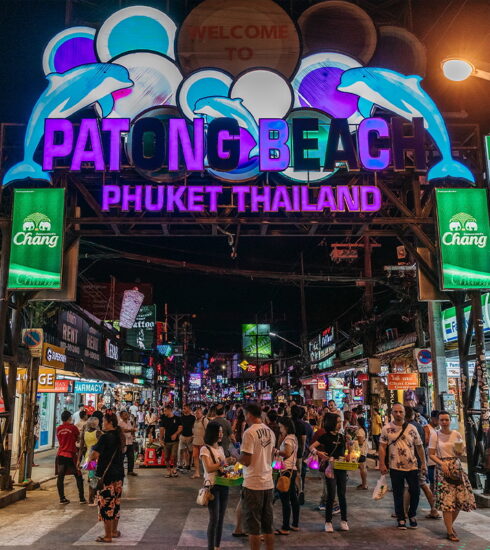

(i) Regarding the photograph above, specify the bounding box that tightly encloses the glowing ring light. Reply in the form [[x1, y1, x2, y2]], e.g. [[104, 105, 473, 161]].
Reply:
[[96, 6, 177, 62], [98, 52, 182, 120], [292, 52, 366, 125], [42, 27, 96, 75], [230, 69, 293, 121], [178, 69, 233, 121]]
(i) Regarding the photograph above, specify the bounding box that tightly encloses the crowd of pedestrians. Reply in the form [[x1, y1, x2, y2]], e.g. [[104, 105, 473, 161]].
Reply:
[[53, 399, 478, 547]]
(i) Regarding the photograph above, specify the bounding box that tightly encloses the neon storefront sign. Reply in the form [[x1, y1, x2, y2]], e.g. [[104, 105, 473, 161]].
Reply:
[[2, 5, 475, 216]]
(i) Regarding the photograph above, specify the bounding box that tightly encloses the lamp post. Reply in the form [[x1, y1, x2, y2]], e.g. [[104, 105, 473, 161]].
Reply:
[[441, 58, 490, 82], [269, 332, 303, 352]]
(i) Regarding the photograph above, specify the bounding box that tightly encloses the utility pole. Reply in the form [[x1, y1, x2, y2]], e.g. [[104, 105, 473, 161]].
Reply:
[[299, 252, 308, 373]]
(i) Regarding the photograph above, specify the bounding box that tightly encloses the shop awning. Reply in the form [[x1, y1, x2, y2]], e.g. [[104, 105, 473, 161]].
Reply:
[[83, 365, 119, 383]]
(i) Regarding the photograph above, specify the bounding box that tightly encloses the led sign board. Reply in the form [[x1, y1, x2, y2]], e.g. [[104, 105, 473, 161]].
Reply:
[[242, 324, 272, 358], [2, 4, 475, 212], [435, 189, 490, 289], [7, 189, 65, 290]]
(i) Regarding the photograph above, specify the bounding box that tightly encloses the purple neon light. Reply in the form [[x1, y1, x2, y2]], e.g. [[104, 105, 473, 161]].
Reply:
[[259, 119, 290, 172], [43, 119, 74, 170], [297, 67, 358, 119], [358, 118, 391, 171], [168, 119, 204, 172], [102, 185, 121, 211], [70, 119, 104, 171], [53, 37, 97, 73], [102, 118, 129, 171]]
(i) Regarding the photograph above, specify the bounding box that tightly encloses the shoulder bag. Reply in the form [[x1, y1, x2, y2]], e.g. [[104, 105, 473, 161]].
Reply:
[[385, 422, 409, 469], [276, 437, 296, 493], [196, 445, 218, 506], [319, 434, 341, 474], [90, 448, 117, 491], [436, 432, 463, 485]]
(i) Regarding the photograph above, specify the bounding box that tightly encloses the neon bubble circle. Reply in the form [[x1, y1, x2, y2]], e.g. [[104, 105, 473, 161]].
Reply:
[[42, 27, 97, 75]]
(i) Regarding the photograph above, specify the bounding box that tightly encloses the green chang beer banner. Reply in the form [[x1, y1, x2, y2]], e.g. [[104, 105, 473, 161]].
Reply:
[[8, 188, 65, 289], [435, 188, 490, 290]]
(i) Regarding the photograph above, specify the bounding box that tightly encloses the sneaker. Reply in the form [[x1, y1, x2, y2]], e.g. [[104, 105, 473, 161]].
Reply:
[[408, 518, 418, 529], [397, 521, 407, 530], [324, 522, 334, 533], [340, 521, 349, 531], [316, 505, 326, 511], [79, 499, 87, 505], [332, 504, 340, 515], [60, 497, 70, 505]]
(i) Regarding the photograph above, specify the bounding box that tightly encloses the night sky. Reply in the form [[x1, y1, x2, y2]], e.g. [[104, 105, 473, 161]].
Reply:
[[1, 0, 489, 353]]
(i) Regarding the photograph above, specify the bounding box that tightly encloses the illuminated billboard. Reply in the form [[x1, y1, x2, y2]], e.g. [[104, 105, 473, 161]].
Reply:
[[8, 189, 65, 290], [242, 324, 272, 358], [436, 189, 490, 289], [127, 305, 156, 350]]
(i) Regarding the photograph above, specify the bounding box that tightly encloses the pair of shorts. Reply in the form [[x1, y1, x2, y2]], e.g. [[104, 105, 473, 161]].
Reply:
[[164, 441, 179, 464], [98, 480, 123, 521], [178, 435, 193, 454], [242, 487, 274, 535], [359, 455, 367, 464]]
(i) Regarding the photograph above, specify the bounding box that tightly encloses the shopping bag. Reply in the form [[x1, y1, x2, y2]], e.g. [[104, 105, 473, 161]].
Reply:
[[372, 475, 388, 500]]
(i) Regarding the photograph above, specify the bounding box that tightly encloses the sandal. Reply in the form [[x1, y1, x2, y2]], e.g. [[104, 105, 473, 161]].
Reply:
[[290, 527, 300, 532], [112, 531, 121, 538], [426, 513, 440, 519], [447, 533, 459, 542], [231, 532, 247, 538], [274, 529, 290, 535], [95, 536, 112, 543]]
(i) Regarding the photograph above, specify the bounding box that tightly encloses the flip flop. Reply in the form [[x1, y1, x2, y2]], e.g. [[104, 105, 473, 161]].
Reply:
[[290, 527, 300, 532], [231, 533, 247, 538], [274, 529, 290, 536], [95, 537, 112, 543], [426, 513, 440, 519], [112, 531, 121, 538]]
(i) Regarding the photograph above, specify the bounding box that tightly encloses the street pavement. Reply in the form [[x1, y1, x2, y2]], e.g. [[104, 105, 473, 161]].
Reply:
[[1, 464, 489, 549]]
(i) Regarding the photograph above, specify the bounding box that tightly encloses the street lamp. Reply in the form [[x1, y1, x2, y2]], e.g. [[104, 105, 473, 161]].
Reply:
[[441, 58, 490, 82], [269, 332, 303, 352]]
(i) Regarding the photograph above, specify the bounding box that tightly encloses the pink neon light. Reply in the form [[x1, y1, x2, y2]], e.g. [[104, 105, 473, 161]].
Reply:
[[102, 118, 130, 171], [259, 119, 290, 172], [206, 186, 222, 212], [360, 185, 382, 211], [358, 118, 391, 171], [121, 184, 143, 211], [71, 119, 105, 171], [168, 119, 204, 171], [43, 119, 74, 170]]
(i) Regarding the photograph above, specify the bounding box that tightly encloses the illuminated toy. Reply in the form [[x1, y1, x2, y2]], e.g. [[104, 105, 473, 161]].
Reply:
[[3, 63, 133, 185], [338, 67, 475, 182]]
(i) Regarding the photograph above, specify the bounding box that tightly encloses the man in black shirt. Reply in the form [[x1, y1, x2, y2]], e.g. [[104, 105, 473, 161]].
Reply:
[[159, 406, 182, 477], [178, 404, 195, 471]]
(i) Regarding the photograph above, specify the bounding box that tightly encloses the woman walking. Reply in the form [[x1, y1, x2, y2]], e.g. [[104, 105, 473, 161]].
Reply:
[[191, 407, 208, 478], [200, 423, 233, 550], [428, 411, 476, 542], [79, 416, 103, 506], [90, 413, 126, 543], [310, 413, 349, 533], [275, 416, 300, 535]]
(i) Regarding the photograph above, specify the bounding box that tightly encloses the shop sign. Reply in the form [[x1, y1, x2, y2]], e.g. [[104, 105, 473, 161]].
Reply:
[[357, 373, 369, 382], [317, 380, 326, 390], [119, 288, 145, 329], [441, 293, 490, 343], [328, 377, 345, 389], [436, 189, 490, 289], [116, 364, 143, 376], [2, 5, 475, 220], [57, 309, 102, 364], [74, 381, 104, 394], [441, 392, 457, 414], [104, 339, 119, 361], [309, 326, 335, 364], [42, 343, 67, 369], [189, 373, 202, 387], [242, 324, 271, 358], [132, 378, 145, 385], [414, 348, 432, 373], [127, 305, 156, 350], [37, 367, 57, 391], [22, 328, 44, 357], [7, 189, 65, 290], [339, 345, 364, 361], [43, 378, 74, 393], [387, 372, 419, 390]]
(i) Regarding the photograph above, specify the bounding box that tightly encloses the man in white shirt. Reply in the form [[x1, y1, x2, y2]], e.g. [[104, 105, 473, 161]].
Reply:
[[72, 404, 85, 425], [129, 402, 139, 418], [119, 410, 137, 476], [238, 403, 276, 550], [379, 403, 427, 530]]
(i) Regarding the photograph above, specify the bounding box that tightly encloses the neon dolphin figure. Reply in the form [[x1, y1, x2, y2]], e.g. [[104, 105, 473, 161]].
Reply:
[[338, 67, 475, 183], [2, 63, 133, 185], [193, 96, 259, 158]]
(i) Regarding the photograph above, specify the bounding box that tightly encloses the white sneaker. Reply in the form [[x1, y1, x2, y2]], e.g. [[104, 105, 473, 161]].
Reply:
[[340, 521, 349, 531], [324, 522, 334, 533]]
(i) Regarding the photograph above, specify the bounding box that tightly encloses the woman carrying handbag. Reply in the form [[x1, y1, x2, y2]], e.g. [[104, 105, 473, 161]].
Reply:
[[309, 413, 349, 533], [274, 417, 300, 536], [428, 411, 476, 542], [200, 423, 236, 550]]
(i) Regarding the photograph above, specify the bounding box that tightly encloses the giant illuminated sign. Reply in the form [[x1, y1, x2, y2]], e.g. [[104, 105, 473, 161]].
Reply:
[[436, 189, 490, 289], [2, 5, 475, 216]]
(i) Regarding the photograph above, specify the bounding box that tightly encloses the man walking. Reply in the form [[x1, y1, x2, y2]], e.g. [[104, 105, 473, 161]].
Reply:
[[55, 410, 86, 504], [213, 404, 234, 456], [379, 403, 427, 530], [159, 405, 182, 477], [119, 410, 137, 476], [239, 403, 276, 550], [423, 410, 440, 491], [178, 404, 195, 471]]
